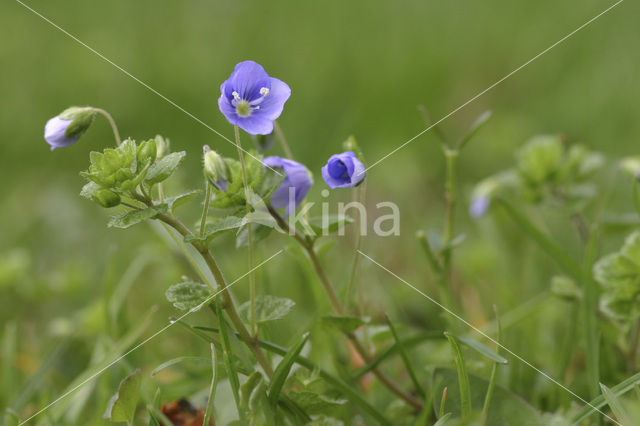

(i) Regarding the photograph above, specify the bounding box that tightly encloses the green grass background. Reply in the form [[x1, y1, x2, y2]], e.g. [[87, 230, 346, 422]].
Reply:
[[1, 0, 639, 423]]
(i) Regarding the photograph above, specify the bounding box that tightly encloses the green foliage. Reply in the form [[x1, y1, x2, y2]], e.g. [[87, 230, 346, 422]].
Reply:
[[321, 315, 367, 333], [238, 295, 295, 324], [108, 204, 168, 228], [593, 231, 640, 322], [307, 214, 354, 234], [269, 332, 310, 404], [165, 281, 212, 311], [144, 151, 186, 185], [103, 369, 142, 424], [433, 368, 543, 425]]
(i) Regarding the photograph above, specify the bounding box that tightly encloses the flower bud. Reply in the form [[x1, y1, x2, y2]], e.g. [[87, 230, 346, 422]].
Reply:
[[93, 188, 121, 208], [45, 106, 96, 150], [203, 145, 230, 191], [137, 139, 157, 166], [155, 135, 170, 159]]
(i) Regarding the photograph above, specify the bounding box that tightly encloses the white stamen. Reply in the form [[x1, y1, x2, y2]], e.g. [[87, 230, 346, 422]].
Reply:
[[232, 91, 241, 101], [259, 87, 270, 96]]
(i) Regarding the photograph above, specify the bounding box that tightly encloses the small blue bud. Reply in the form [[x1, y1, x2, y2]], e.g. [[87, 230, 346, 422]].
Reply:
[[45, 106, 96, 151]]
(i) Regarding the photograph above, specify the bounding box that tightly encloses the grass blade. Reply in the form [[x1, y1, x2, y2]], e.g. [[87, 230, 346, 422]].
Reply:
[[444, 332, 471, 418], [191, 325, 391, 425], [215, 299, 241, 413], [481, 305, 503, 425], [434, 412, 452, 426], [386, 314, 426, 397], [268, 332, 310, 404], [203, 343, 219, 426], [600, 383, 631, 425], [572, 372, 640, 424], [150, 356, 210, 376], [453, 335, 508, 365]]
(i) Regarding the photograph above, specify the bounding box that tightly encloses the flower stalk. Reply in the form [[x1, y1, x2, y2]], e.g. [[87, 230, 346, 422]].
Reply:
[[234, 125, 257, 337], [92, 108, 122, 146]]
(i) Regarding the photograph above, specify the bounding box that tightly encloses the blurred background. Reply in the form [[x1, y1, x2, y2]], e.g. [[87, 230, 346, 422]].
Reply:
[[1, 0, 638, 423]]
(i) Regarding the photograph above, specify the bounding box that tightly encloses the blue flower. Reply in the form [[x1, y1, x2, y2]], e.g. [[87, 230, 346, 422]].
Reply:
[[469, 195, 490, 218], [218, 61, 291, 135], [45, 116, 78, 150], [263, 156, 312, 216], [321, 151, 365, 189], [44, 107, 96, 151]]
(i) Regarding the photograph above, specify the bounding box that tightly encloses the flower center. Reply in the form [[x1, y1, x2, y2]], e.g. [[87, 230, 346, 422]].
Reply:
[[235, 100, 251, 117], [231, 88, 270, 118]]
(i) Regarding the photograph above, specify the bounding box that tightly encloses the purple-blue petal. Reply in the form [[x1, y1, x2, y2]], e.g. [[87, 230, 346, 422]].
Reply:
[[321, 151, 365, 188], [263, 156, 312, 216], [256, 77, 291, 121], [224, 61, 271, 101], [470, 196, 490, 218], [44, 116, 78, 150], [218, 61, 290, 135]]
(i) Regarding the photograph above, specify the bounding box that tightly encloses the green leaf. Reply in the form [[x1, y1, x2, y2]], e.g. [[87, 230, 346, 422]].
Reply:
[[239, 371, 276, 425], [165, 281, 212, 311], [186, 216, 247, 244], [516, 135, 563, 185], [444, 333, 472, 418], [165, 190, 201, 214], [108, 204, 167, 229], [103, 369, 142, 423], [269, 332, 310, 404], [600, 383, 631, 425], [433, 368, 543, 425], [236, 223, 273, 248], [150, 356, 210, 376], [321, 316, 367, 334], [458, 110, 492, 149], [593, 231, 640, 320], [307, 215, 354, 234], [144, 151, 186, 184], [239, 295, 295, 324], [289, 391, 346, 413], [451, 335, 508, 364]]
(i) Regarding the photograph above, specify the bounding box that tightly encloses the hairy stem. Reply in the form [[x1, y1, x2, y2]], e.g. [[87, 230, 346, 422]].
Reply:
[[234, 125, 257, 336], [199, 180, 211, 238], [92, 108, 121, 146], [155, 211, 273, 377]]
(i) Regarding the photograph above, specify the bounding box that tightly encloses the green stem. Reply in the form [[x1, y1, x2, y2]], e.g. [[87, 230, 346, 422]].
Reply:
[[199, 180, 211, 237], [346, 184, 365, 312], [203, 343, 218, 426], [155, 212, 273, 377], [273, 121, 294, 159], [440, 148, 459, 309], [266, 205, 423, 409], [92, 108, 121, 146], [234, 125, 257, 336]]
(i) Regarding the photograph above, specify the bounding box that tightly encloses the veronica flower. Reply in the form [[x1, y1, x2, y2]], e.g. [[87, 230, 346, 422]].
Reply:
[[263, 156, 312, 216], [218, 61, 291, 135], [321, 151, 365, 189], [44, 106, 96, 151], [469, 195, 490, 218]]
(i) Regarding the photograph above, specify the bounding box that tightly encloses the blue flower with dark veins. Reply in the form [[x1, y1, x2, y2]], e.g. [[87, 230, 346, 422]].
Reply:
[[263, 156, 312, 216], [321, 151, 365, 189], [218, 61, 291, 135]]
